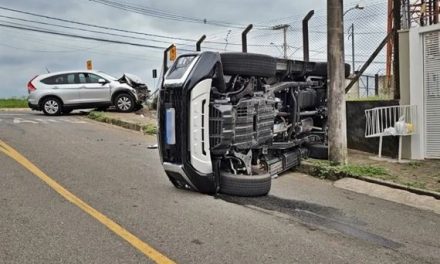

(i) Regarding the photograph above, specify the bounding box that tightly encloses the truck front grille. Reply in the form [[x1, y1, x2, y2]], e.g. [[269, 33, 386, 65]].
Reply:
[[160, 87, 183, 163]]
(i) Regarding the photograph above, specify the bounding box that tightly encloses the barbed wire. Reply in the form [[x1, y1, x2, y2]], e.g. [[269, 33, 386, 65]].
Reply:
[[199, 0, 389, 98]]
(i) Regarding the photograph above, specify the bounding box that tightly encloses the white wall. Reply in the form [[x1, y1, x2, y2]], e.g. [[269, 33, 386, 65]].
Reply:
[[408, 24, 440, 159]]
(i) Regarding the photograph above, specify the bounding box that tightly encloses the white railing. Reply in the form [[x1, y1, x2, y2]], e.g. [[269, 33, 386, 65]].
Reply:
[[365, 105, 417, 161]]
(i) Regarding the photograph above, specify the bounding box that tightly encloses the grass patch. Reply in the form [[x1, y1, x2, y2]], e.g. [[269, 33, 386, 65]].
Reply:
[[308, 160, 389, 180], [407, 161, 422, 169], [88, 111, 157, 135], [142, 124, 157, 135], [347, 96, 391, 102], [0, 98, 27, 108], [87, 111, 108, 122], [403, 181, 426, 189]]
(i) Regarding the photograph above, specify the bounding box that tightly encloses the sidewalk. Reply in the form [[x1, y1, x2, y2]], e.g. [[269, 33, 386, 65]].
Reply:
[[348, 150, 440, 192], [300, 149, 440, 197]]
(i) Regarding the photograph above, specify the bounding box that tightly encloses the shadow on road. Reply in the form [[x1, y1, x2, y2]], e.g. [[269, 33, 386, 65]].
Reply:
[[219, 194, 402, 249]]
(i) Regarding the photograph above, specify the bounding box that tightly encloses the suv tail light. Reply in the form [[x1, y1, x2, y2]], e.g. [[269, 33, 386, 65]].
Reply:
[[27, 75, 38, 93]]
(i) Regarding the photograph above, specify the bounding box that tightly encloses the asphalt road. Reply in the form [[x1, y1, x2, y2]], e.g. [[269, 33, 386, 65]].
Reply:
[[1, 110, 439, 264]]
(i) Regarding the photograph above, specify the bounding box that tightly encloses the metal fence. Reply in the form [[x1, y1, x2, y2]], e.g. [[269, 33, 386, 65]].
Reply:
[[365, 104, 417, 160], [175, 0, 391, 99]]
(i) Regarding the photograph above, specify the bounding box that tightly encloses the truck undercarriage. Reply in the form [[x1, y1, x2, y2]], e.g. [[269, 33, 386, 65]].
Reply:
[[158, 51, 349, 196]]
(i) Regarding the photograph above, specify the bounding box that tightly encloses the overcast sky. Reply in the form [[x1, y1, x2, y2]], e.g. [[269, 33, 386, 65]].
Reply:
[[0, 0, 381, 98]]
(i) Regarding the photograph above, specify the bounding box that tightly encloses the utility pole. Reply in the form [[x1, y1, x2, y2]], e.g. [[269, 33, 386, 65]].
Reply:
[[328, 0, 347, 164], [393, 0, 401, 100], [272, 24, 289, 59], [348, 23, 355, 73], [283, 26, 287, 59], [343, 4, 364, 74]]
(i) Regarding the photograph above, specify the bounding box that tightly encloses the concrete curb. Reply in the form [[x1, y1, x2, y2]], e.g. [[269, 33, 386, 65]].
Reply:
[[87, 114, 144, 133], [0, 108, 30, 111], [298, 160, 440, 200]]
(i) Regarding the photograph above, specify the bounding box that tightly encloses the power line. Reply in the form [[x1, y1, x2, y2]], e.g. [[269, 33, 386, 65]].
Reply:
[[0, 22, 233, 53], [0, 3, 388, 73], [0, 40, 99, 53], [0, 6, 273, 48], [0, 14, 272, 49], [0, 23, 195, 51], [0, 6, 196, 42], [0, 40, 162, 61], [88, 0, 271, 29], [0, 28, 166, 60], [0, 14, 203, 47]]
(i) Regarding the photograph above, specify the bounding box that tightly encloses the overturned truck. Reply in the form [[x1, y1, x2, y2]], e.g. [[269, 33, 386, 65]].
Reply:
[[158, 51, 349, 196]]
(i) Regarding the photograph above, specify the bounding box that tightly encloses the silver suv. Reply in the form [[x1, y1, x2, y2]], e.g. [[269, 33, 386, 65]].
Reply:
[[27, 70, 149, 115]]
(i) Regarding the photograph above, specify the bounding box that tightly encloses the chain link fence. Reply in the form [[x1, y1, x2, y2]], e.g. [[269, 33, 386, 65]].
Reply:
[[180, 0, 391, 100]]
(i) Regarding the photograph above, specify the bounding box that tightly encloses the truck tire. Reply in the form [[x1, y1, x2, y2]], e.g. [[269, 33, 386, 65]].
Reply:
[[308, 144, 329, 160], [219, 171, 271, 197], [220, 52, 277, 77], [309, 62, 351, 78]]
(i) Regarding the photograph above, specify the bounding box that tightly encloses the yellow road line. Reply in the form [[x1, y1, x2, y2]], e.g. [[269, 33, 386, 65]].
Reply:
[[0, 139, 176, 264]]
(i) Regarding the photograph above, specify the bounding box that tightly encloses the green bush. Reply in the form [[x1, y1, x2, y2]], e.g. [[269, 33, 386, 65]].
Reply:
[[142, 124, 157, 135], [0, 98, 28, 108], [87, 111, 108, 122]]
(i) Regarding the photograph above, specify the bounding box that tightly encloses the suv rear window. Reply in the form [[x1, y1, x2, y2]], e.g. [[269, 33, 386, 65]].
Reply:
[[41, 74, 76, 85]]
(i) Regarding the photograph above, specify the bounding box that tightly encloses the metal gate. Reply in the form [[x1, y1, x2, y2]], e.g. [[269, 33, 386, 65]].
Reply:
[[423, 31, 440, 158]]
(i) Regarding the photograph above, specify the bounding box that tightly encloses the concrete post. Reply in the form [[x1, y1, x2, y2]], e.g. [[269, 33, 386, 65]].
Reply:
[[328, 0, 348, 164]]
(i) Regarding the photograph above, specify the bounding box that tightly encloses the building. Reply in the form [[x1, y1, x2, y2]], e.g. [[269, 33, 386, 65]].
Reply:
[[399, 23, 440, 159]]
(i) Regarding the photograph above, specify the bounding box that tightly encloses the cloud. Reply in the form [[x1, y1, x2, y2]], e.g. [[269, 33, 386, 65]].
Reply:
[[0, 0, 384, 98]]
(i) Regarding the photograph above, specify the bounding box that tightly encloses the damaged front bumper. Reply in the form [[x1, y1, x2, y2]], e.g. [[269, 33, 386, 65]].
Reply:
[[118, 73, 150, 102]]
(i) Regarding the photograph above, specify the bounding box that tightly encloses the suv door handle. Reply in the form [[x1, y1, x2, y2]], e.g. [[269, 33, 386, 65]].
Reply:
[[52, 86, 59, 90]]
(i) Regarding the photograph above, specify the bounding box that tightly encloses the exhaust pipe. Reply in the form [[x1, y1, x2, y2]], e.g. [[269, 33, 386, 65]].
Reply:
[[302, 10, 314, 62], [242, 24, 253, 53], [196, 35, 206, 51]]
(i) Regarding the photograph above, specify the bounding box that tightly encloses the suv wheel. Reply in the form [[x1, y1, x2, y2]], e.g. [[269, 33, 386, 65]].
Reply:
[[42, 97, 62, 116], [115, 93, 134, 112], [219, 171, 271, 197]]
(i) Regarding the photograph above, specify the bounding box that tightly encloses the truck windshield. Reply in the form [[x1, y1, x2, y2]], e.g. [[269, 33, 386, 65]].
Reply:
[[166, 55, 197, 80]]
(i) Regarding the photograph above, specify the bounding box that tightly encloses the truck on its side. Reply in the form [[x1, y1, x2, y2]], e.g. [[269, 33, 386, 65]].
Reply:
[[157, 51, 349, 196]]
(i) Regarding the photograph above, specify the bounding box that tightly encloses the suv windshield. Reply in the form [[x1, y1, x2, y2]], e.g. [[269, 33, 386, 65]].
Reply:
[[97, 72, 117, 81]]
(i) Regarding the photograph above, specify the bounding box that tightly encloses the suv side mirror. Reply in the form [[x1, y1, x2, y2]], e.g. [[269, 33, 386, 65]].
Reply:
[[98, 78, 107, 84]]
